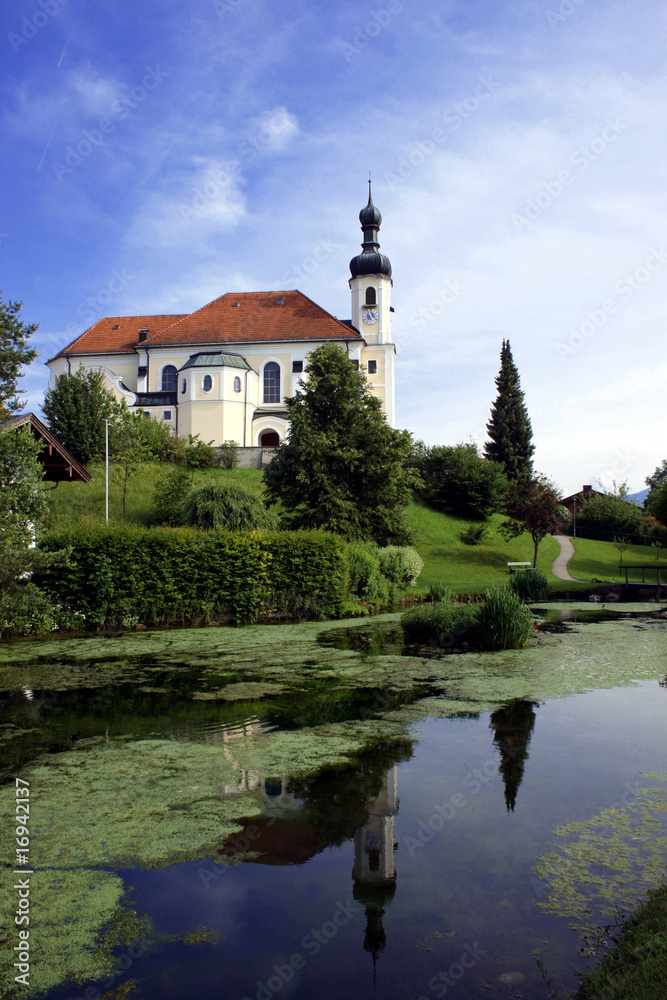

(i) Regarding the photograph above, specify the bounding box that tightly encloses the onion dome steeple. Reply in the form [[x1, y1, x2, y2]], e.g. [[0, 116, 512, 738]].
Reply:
[[349, 179, 392, 279]]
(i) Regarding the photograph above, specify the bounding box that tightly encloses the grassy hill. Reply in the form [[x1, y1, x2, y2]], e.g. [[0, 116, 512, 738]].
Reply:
[[43, 461, 661, 595], [408, 500, 562, 595]]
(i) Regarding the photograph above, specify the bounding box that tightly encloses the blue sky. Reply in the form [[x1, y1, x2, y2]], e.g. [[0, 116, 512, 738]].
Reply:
[[3, 0, 667, 494]]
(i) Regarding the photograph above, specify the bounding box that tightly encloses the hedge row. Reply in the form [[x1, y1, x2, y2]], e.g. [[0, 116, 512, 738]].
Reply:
[[36, 526, 349, 625]]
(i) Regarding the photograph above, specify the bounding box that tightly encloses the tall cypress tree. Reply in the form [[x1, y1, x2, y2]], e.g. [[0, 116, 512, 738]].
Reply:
[[484, 339, 534, 481]]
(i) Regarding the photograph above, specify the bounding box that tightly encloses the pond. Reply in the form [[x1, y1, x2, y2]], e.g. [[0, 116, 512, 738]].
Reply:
[[1, 604, 666, 1000]]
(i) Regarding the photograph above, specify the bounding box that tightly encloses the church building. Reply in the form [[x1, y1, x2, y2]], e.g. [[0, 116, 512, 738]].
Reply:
[[46, 185, 396, 449]]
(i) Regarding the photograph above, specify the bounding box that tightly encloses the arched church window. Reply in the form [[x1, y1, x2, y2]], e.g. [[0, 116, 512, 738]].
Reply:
[[181, 378, 187, 394], [365, 286, 376, 306], [203, 374, 213, 392], [233, 376, 242, 393], [162, 365, 177, 392], [263, 362, 280, 404]]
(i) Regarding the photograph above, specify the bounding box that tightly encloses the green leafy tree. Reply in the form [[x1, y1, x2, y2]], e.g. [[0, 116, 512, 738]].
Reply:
[[263, 343, 420, 544], [151, 468, 192, 526], [0, 425, 67, 634], [0, 295, 38, 416], [0, 425, 50, 590], [500, 475, 565, 568], [43, 368, 118, 464], [415, 441, 507, 519], [646, 460, 667, 492], [577, 492, 650, 541], [484, 339, 535, 482], [109, 404, 154, 518], [645, 483, 667, 524], [177, 434, 217, 481], [138, 410, 181, 463]]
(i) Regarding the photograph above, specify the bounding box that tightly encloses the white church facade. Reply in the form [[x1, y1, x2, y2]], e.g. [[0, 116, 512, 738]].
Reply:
[[46, 186, 396, 449]]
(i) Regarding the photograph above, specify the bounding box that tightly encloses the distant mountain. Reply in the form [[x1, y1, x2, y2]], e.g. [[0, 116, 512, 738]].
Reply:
[[627, 487, 650, 508]]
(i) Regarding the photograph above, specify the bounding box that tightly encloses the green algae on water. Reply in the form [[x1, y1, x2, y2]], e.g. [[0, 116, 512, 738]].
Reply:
[[0, 718, 408, 871], [0, 870, 133, 996], [533, 773, 667, 935], [193, 681, 285, 701], [2, 612, 667, 725], [0, 740, 262, 870]]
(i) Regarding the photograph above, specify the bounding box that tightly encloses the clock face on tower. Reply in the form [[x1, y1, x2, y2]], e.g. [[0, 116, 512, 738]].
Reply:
[[362, 308, 379, 325]]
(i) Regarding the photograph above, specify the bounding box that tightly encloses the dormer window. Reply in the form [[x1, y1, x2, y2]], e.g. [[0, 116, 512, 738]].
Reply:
[[365, 287, 376, 306]]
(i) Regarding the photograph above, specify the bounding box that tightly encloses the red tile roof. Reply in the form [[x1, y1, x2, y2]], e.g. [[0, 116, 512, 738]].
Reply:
[[52, 292, 360, 359], [150, 290, 360, 348], [53, 314, 186, 358]]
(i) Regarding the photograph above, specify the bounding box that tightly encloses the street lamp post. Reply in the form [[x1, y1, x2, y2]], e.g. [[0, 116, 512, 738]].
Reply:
[[105, 419, 109, 523]]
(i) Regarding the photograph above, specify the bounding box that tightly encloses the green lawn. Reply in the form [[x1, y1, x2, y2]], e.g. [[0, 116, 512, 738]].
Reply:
[[44, 464, 657, 595], [44, 462, 266, 530], [407, 500, 561, 595], [568, 536, 666, 585]]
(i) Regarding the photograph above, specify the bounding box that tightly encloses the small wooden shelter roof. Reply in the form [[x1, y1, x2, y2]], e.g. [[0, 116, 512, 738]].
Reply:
[[5, 413, 93, 483]]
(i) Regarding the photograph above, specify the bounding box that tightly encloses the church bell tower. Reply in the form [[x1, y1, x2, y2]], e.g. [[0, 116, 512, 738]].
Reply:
[[349, 179, 393, 346]]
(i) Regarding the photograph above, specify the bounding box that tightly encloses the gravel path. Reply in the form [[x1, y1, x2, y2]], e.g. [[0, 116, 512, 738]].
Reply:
[[551, 534, 585, 583]]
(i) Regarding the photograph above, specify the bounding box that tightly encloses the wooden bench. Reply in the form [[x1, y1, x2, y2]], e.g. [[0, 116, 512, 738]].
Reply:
[[507, 562, 532, 574]]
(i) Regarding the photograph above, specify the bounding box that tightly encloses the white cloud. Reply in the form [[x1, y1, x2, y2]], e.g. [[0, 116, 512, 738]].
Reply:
[[244, 106, 299, 156], [68, 67, 123, 116], [124, 159, 246, 250]]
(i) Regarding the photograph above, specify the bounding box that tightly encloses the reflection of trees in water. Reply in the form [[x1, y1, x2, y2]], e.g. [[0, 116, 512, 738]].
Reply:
[[219, 739, 413, 865], [289, 740, 412, 845], [489, 700, 537, 812]]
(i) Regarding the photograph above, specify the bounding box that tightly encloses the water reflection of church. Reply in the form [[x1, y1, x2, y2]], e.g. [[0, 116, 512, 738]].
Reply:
[[213, 699, 538, 968], [352, 769, 398, 972]]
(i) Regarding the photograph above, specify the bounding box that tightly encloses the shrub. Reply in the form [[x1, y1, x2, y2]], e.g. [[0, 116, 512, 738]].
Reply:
[[151, 469, 191, 526], [0, 583, 85, 637], [347, 542, 392, 607], [460, 523, 488, 546], [347, 542, 423, 607], [174, 434, 217, 472], [216, 440, 239, 469], [473, 588, 534, 651], [183, 482, 279, 531], [36, 526, 348, 625], [509, 569, 550, 602], [401, 601, 476, 647], [426, 582, 449, 603], [376, 546, 424, 588], [136, 412, 182, 462], [264, 532, 350, 619]]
